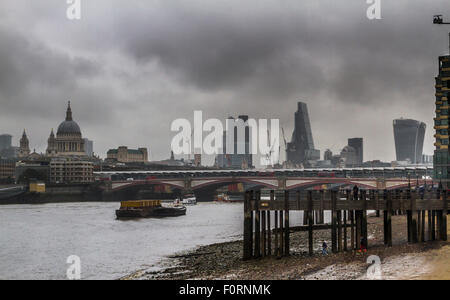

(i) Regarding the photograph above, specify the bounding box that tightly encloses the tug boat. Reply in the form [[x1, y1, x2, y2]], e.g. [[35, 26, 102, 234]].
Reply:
[[116, 200, 186, 219], [181, 193, 197, 205]]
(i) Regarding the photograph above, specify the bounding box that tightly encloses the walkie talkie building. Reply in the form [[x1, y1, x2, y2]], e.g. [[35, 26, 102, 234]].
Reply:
[[393, 118, 426, 164]]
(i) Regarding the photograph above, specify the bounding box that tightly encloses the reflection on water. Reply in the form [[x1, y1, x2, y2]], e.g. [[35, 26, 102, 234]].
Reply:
[[0, 201, 331, 279]]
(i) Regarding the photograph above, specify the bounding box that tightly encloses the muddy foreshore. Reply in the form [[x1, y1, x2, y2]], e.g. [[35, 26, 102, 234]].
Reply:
[[123, 214, 449, 280]]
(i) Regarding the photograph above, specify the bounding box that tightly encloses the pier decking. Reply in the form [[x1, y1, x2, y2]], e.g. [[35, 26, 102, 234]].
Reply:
[[243, 189, 448, 260]]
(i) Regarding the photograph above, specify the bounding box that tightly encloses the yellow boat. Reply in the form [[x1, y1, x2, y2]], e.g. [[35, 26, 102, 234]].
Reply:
[[116, 200, 186, 219]]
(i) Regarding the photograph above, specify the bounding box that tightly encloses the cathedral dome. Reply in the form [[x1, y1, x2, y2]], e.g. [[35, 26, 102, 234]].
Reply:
[[57, 102, 82, 136], [57, 120, 81, 135]]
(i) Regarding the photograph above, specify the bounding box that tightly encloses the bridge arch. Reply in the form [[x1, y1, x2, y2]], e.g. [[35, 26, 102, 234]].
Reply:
[[111, 180, 185, 192], [285, 178, 378, 190], [191, 177, 278, 191]]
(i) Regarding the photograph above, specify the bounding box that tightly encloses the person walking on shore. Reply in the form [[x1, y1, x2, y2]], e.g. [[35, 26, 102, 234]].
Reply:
[[322, 241, 328, 255]]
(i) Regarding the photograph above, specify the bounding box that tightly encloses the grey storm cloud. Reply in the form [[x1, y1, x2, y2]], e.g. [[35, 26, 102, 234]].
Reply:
[[0, 0, 449, 163], [0, 25, 101, 116]]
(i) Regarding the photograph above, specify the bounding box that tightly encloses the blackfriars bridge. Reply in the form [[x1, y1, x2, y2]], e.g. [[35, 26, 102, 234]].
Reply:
[[96, 167, 434, 201]]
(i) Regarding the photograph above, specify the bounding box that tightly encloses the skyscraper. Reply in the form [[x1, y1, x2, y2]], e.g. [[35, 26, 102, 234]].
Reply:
[[434, 55, 450, 186], [286, 102, 320, 166], [348, 138, 363, 165], [324, 149, 333, 161], [393, 118, 426, 164], [83, 138, 94, 157], [216, 115, 253, 169], [0, 134, 12, 152]]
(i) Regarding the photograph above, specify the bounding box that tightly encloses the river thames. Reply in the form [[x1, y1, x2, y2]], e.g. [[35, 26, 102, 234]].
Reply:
[[0, 201, 325, 280]]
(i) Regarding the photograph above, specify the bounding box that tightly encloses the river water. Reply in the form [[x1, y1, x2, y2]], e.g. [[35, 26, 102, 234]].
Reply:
[[0, 202, 322, 280]]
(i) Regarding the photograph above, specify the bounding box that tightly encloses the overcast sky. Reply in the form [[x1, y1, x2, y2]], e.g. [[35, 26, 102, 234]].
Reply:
[[0, 0, 449, 165]]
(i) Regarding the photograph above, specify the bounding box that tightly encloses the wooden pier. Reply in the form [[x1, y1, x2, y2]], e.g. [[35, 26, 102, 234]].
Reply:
[[243, 188, 448, 260]]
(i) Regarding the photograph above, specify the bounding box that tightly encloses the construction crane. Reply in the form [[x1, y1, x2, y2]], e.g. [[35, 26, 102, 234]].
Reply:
[[281, 128, 288, 165], [433, 15, 450, 54], [265, 129, 276, 168]]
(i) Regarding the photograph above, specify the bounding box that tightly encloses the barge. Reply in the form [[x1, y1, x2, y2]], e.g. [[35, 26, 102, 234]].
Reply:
[[116, 200, 186, 219]]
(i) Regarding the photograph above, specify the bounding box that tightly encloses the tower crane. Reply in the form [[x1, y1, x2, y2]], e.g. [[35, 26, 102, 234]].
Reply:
[[433, 15, 450, 54], [281, 127, 289, 167], [265, 129, 276, 168]]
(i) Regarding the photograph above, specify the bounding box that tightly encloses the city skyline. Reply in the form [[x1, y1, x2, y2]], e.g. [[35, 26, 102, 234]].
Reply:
[[0, 100, 433, 165], [0, 1, 448, 164]]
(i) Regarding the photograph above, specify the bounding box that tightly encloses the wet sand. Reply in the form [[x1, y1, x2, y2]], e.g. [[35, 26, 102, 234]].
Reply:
[[124, 214, 449, 280]]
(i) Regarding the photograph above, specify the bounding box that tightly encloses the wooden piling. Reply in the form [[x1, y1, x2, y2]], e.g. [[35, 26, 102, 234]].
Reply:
[[362, 190, 368, 250], [243, 191, 252, 260], [319, 190, 325, 224], [274, 209, 279, 257], [284, 190, 290, 256], [428, 209, 433, 241], [355, 212, 361, 251], [386, 191, 393, 247], [442, 191, 448, 241], [308, 191, 313, 256], [383, 191, 388, 245], [417, 210, 422, 243], [337, 210, 342, 252], [410, 191, 418, 243], [261, 207, 266, 257], [406, 189, 412, 243], [279, 207, 284, 257], [254, 191, 261, 258], [421, 210, 426, 242], [407, 209, 412, 243], [432, 210, 436, 241], [436, 211, 441, 241], [350, 209, 355, 250], [374, 190, 380, 218], [343, 210, 348, 251], [268, 190, 274, 255], [331, 190, 338, 253]]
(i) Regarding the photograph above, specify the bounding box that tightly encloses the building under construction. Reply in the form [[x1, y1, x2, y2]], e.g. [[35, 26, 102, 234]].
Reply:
[[434, 54, 450, 186]]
